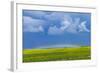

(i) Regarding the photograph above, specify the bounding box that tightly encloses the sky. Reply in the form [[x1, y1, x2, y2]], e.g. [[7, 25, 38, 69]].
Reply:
[[23, 10, 91, 49]]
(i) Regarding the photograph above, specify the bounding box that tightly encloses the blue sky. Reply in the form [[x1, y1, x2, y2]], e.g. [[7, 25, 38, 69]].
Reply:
[[23, 10, 91, 49]]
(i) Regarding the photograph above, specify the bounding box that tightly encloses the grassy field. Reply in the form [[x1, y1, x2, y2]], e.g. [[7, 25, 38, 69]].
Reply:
[[23, 46, 91, 62]]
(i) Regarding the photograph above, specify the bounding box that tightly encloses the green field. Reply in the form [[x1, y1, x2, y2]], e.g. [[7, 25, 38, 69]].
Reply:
[[23, 46, 91, 62]]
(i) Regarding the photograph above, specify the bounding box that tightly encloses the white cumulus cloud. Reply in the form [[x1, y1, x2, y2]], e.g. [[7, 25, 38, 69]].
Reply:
[[23, 11, 90, 34], [65, 18, 80, 33], [48, 16, 90, 35], [23, 16, 46, 32], [60, 15, 73, 31], [60, 17, 90, 33], [23, 11, 46, 19], [78, 21, 90, 32], [48, 26, 64, 35]]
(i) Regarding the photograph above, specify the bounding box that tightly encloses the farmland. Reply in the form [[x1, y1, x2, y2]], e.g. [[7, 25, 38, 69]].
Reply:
[[23, 46, 91, 62]]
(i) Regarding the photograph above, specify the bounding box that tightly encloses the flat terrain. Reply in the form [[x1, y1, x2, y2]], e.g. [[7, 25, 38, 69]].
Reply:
[[23, 46, 91, 62]]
